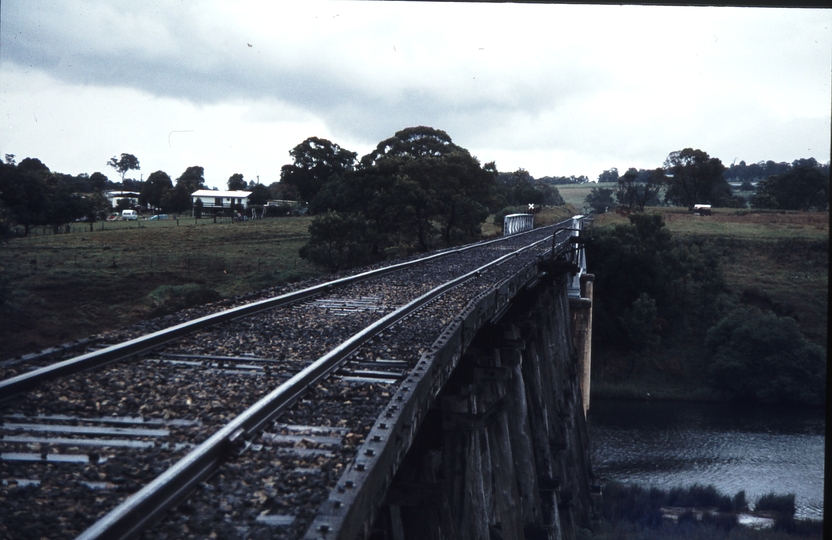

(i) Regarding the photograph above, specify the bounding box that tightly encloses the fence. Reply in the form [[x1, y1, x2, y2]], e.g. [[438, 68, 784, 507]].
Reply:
[[14, 250, 303, 278], [10, 216, 241, 239]]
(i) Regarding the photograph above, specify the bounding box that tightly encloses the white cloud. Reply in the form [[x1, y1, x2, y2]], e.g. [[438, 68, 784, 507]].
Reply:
[[1, 1, 830, 183]]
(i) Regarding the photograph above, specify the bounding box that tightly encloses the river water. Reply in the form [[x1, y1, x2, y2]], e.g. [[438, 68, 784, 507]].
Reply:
[[587, 398, 825, 520]]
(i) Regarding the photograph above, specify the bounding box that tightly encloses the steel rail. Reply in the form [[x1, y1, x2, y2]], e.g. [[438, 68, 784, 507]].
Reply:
[[76, 232, 557, 540], [0, 222, 564, 402]]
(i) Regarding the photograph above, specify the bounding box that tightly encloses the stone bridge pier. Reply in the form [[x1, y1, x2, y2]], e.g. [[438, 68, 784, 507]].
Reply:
[[368, 270, 596, 540]]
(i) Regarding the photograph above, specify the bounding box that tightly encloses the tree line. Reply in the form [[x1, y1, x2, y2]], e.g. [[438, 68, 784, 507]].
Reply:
[[0, 152, 282, 237], [584, 149, 829, 214]]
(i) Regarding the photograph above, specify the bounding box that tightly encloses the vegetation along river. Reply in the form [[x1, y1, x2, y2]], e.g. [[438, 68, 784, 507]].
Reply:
[[588, 398, 824, 520]]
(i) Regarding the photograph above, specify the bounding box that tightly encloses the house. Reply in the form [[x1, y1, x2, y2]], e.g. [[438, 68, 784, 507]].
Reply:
[[191, 190, 252, 216], [106, 191, 140, 209]]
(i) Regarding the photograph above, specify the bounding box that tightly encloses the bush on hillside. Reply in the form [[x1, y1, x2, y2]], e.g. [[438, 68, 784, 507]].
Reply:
[[706, 308, 826, 406]]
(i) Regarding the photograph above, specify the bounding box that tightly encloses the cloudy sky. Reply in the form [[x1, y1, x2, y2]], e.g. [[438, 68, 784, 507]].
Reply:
[[1, 1, 830, 190]]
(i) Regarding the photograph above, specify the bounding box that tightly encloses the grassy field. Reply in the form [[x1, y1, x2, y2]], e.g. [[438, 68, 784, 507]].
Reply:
[[0, 208, 582, 360], [1, 206, 826, 362], [0, 217, 320, 359], [555, 182, 616, 209]]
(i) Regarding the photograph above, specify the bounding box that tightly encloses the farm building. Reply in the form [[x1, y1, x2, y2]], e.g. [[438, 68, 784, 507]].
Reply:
[[106, 191, 140, 209], [191, 190, 252, 216]]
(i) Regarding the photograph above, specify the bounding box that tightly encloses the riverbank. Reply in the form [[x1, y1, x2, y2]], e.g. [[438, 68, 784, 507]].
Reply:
[[587, 481, 824, 539], [587, 208, 828, 406]]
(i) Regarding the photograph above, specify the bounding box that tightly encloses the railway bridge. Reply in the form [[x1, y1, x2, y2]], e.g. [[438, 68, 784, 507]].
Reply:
[[0, 216, 595, 540]]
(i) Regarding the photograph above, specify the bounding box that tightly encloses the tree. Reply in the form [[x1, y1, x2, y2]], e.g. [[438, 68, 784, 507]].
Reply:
[[161, 183, 193, 213], [663, 149, 729, 209], [248, 183, 270, 206], [0, 158, 51, 236], [495, 169, 562, 209], [299, 127, 497, 263], [616, 168, 664, 212], [175, 166, 206, 193], [597, 168, 619, 184], [587, 213, 725, 357], [79, 192, 110, 224], [17, 157, 51, 175], [619, 292, 661, 373], [140, 171, 173, 209], [359, 126, 455, 167], [584, 187, 616, 214], [751, 166, 829, 211], [706, 308, 826, 405], [299, 212, 376, 271], [45, 182, 87, 233], [107, 153, 140, 182], [89, 172, 109, 191], [280, 137, 356, 205], [227, 173, 247, 191], [357, 126, 497, 250], [268, 180, 298, 201]]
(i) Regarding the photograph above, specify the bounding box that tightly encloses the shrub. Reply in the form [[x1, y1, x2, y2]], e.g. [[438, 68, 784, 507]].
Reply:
[[756, 493, 798, 533], [299, 211, 378, 272], [667, 484, 733, 512], [732, 490, 748, 512], [706, 308, 826, 405], [492, 206, 527, 229], [599, 482, 664, 528], [755, 492, 796, 518]]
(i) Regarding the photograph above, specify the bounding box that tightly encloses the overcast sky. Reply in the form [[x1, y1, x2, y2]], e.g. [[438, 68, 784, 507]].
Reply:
[[2, 1, 830, 190]]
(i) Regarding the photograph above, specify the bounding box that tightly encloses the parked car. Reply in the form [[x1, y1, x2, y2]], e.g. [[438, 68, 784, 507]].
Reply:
[[106, 214, 119, 222], [146, 214, 168, 221], [121, 209, 138, 221]]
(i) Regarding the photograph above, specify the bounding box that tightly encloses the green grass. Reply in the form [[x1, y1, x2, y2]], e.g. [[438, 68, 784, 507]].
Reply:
[[1, 205, 584, 360], [17, 215, 238, 237], [593, 207, 829, 240], [3, 206, 826, 364], [0, 217, 320, 359], [556, 182, 617, 209]]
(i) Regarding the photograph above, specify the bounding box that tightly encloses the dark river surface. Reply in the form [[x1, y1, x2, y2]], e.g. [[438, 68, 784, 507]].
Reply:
[[587, 398, 825, 520]]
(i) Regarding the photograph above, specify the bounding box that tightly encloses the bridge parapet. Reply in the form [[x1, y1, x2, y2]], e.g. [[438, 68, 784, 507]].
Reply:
[[503, 213, 535, 235]]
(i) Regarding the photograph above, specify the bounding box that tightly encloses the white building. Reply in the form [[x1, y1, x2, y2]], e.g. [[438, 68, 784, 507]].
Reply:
[[191, 190, 252, 215], [106, 191, 140, 208]]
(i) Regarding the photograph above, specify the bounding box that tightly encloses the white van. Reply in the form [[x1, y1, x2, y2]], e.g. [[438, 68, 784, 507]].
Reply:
[[121, 209, 138, 221]]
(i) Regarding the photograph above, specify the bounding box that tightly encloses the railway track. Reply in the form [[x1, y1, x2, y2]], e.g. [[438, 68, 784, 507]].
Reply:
[[0, 218, 587, 540]]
